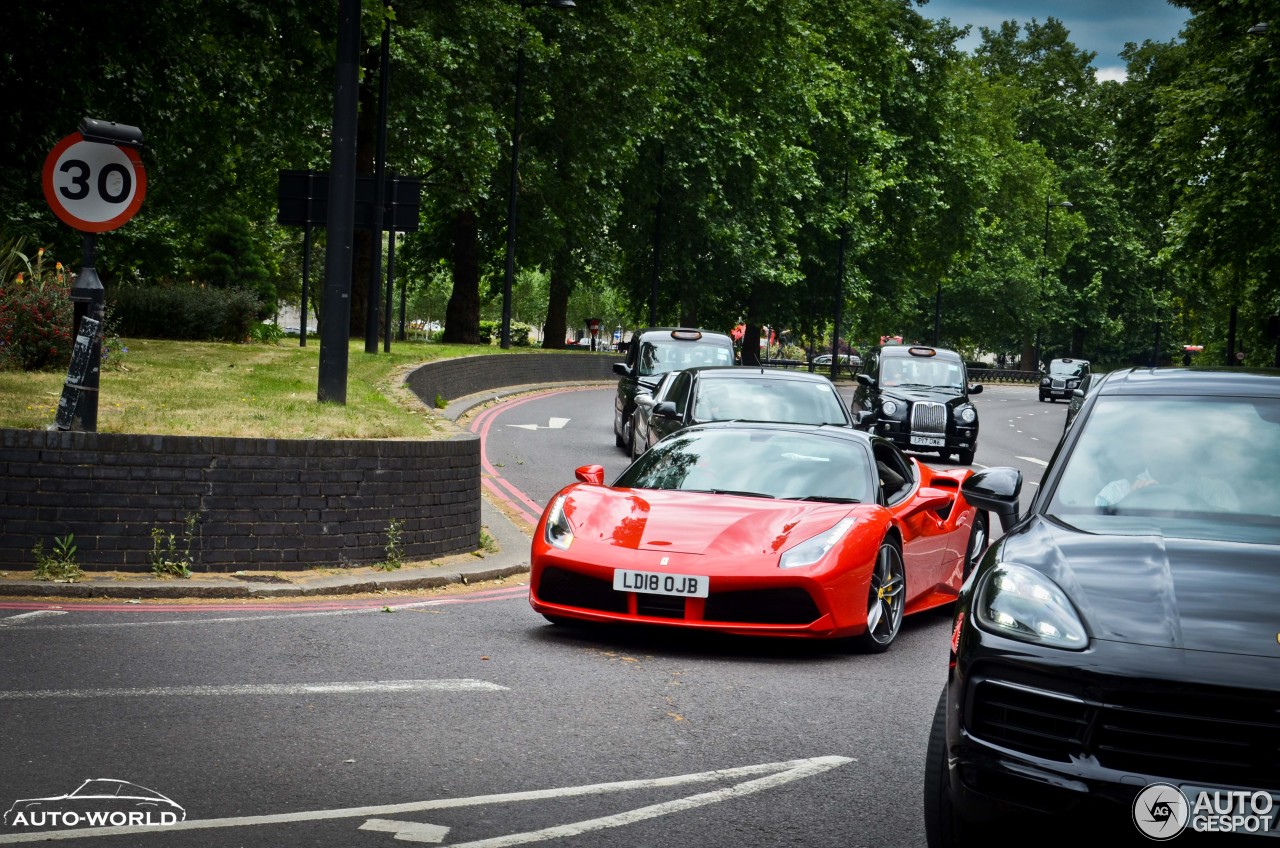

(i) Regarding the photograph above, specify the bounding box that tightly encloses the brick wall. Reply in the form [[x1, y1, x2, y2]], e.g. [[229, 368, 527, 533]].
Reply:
[[0, 352, 617, 572], [0, 428, 479, 572], [404, 351, 620, 408]]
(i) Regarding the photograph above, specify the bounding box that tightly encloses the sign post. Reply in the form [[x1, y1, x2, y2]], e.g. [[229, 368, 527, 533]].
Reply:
[[43, 119, 146, 432]]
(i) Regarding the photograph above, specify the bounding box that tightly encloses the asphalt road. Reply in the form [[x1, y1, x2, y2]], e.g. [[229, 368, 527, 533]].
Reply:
[[0, 382, 1063, 848]]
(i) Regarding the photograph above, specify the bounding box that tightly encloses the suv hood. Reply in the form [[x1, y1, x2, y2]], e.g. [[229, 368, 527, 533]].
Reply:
[[995, 515, 1280, 658]]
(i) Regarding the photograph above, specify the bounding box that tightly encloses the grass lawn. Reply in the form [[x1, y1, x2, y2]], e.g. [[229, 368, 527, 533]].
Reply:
[[0, 338, 514, 439]]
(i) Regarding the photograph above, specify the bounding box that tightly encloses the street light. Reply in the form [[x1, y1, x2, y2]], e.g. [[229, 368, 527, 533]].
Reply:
[[501, 0, 575, 349], [1035, 195, 1073, 369]]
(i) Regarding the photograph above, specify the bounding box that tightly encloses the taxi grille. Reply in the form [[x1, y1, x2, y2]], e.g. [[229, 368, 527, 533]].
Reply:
[[970, 679, 1280, 787], [1050, 378, 1066, 389], [910, 402, 947, 436]]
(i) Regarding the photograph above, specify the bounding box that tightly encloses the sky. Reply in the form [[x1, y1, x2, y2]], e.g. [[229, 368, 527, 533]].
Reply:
[[917, 0, 1192, 81]]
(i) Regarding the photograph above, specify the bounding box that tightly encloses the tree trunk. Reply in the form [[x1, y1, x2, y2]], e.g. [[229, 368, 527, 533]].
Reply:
[[543, 249, 571, 349], [442, 209, 481, 344], [349, 43, 380, 337]]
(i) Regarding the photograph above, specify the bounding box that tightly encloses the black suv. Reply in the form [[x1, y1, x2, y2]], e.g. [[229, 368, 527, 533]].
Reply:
[[850, 344, 982, 464], [1039, 357, 1090, 402], [612, 327, 735, 454]]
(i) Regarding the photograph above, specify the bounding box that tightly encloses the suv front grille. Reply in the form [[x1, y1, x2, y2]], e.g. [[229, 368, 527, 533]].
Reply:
[[910, 402, 947, 435], [969, 678, 1280, 787]]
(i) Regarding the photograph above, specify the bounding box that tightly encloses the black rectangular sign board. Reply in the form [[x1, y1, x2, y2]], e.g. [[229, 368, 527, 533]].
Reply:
[[276, 170, 421, 231]]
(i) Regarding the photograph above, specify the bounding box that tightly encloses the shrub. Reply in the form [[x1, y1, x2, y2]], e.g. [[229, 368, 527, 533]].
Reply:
[[109, 284, 262, 341], [0, 245, 75, 372]]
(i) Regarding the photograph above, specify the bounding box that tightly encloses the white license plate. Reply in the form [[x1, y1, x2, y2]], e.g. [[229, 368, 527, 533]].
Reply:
[[910, 435, 945, 447], [613, 569, 709, 598]]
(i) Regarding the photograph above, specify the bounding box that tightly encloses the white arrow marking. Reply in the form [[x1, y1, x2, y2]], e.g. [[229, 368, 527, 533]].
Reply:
[[506, 417, 569, 431], [0, 679, 508, 701], [0, 756, 853, 844]]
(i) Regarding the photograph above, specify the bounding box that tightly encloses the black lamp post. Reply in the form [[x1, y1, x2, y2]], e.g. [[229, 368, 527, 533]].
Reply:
[[1035, 195, 1072, 369], [501, 0, 575, 349]]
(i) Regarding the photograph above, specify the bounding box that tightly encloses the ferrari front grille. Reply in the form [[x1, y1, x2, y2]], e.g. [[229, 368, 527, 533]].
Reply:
[[703, 588, 820, 625], [537, 567, 627, 613], [969, 678, 1280, 786], [910, 402, 946, 436]]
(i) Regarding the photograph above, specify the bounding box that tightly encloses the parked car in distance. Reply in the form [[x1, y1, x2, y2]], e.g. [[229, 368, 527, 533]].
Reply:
[[925, 367, 1280, 845], [530, 422, 1008, 652], [631, 366, 852, 458], [811, 352, 862, 369], [612, 328, 735, 454], [850, 344, 982, 464], [1039, 357, 1090, 402]]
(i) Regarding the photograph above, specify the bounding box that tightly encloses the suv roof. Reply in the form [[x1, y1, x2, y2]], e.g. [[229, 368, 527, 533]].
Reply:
[[1096, 367, 1280, 398]]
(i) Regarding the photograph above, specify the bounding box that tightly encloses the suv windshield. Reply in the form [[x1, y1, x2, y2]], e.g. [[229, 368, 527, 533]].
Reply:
[[1046, 395, 1280, 544], [638, 340, 734, 377]]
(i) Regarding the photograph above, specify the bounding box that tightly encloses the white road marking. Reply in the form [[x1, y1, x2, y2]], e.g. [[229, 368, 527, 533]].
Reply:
[[506, 417, 569, 431], [0, 756, 853, 844], [7, 590, 529, 630], [0, 679, 508, 701], [359, 819, 451, 843], [1016, 456, 1049, 467], [0, 610, 67, 627]]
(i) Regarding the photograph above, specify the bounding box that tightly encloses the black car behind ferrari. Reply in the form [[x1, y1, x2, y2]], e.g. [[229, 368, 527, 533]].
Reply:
[[926, 367, 1280, 845]]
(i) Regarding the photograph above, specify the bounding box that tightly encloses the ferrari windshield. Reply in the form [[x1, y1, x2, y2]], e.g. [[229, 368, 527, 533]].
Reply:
[[692, 377, 851, 427], [1046, 395, 1280, 544], [614, 427, 874, 503]]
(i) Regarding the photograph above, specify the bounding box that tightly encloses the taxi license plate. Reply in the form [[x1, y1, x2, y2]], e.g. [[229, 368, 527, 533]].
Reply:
[[910, 435, 946, 447], [613, 570, 708, 598]]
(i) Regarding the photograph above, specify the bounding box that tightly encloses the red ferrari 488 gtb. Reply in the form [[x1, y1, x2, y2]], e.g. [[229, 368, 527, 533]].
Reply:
[[529, 422, 1020, 652]]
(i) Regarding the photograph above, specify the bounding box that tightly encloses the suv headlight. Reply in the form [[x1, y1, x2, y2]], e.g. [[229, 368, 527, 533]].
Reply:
[[881, 400, 899, 417], [955, 404, 977, 424], [975, 563, 1087, 650], [543, 495, 575, 551], [779, 517, 855, 569]]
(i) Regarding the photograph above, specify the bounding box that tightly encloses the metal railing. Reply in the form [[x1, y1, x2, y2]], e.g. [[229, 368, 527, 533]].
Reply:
[[968, 368, 1042, 384]]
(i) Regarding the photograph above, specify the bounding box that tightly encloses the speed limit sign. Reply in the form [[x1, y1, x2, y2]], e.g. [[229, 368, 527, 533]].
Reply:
[[42, 133, 147, 232]]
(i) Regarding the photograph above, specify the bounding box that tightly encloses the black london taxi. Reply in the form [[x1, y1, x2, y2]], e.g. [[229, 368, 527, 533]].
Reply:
[[850, 344, 982, 464], [1039, 357, 1091, 403]]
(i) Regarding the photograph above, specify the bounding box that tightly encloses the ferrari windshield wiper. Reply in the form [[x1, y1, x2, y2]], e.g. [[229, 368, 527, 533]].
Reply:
[[792, 495, 861, 503], [688, 489, 776, 499]]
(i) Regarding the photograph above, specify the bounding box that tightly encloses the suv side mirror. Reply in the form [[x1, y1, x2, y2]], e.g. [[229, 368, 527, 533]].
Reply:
[[653, 401, 679, 419], [856, 372, 875, 388], [968, 383, 983, 395], [613, 362, 631, 377], [961, 467, 1022, 533]]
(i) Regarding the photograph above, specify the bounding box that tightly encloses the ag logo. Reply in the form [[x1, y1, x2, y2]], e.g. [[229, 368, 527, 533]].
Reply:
[[1133, 783, 1189, 840]]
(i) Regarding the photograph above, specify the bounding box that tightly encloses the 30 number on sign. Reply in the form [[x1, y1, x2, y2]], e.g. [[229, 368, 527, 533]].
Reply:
[[42, 133, 147, 233]]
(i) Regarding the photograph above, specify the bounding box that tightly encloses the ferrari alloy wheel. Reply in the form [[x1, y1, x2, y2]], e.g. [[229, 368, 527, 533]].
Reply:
[[854, 540, 905, 653], [963, 512, 988, 581]]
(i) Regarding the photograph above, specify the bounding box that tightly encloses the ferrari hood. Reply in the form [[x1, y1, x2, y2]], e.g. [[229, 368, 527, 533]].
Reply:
[[997, 515, 1280, 658], [561, 485, 857, 557]]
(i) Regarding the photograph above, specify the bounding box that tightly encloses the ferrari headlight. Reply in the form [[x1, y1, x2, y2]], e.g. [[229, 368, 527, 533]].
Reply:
[[543, 495, 575, 551], [779, 517, 856, 569], [881, 400, 899, 417], [956, 404, 977, 424], [976, 563, 1087, 650]]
